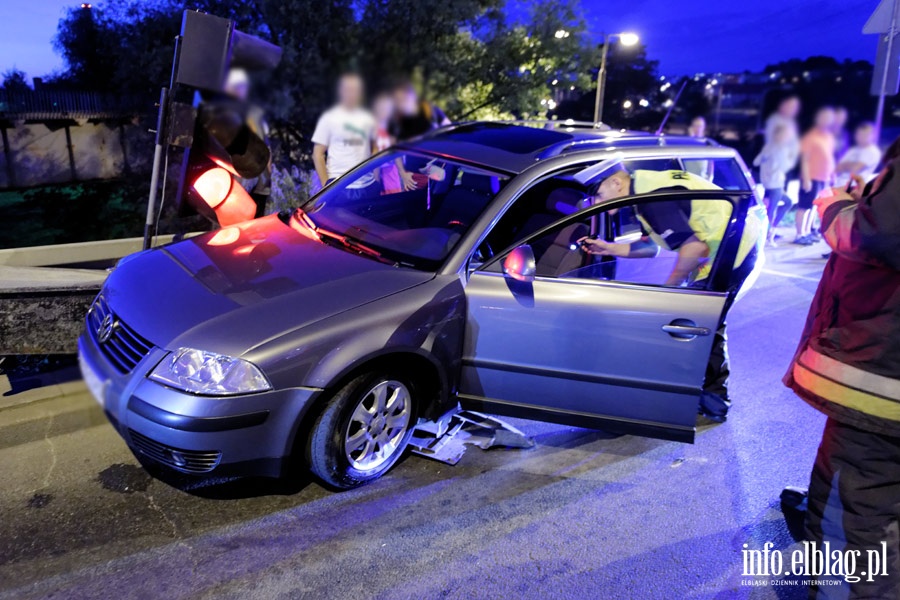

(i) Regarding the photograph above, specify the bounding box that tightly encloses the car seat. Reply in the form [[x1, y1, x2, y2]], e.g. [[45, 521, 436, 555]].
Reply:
[[515, 188, 592, 278], [429, 173, 500, 229]]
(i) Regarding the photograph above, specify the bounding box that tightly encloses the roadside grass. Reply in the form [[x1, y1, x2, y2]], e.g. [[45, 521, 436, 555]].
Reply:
[[0, 179, 148, 249]]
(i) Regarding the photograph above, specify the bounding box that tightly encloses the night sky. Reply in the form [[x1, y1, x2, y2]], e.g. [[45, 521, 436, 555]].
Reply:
[[0, 0, 883, 83]]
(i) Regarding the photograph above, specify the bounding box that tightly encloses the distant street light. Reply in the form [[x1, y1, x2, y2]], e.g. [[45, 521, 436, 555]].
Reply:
[[623, 99, 633, 109], [593, 32, 640, 125], [618, 32, 639, 47], [554, 29, 571, 39]]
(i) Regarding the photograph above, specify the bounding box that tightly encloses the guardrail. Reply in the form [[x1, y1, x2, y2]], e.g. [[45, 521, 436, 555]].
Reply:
[[0, 91, 149, 121], [0, 236, 197, 354]]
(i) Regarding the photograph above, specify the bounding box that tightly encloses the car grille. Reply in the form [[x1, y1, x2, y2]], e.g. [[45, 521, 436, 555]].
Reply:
[[87, 295, 155, 374], [129, 429, 222, 474]]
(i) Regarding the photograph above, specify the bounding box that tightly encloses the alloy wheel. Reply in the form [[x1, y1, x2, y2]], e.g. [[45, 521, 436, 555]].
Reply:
[[343, 379, 412, 472]]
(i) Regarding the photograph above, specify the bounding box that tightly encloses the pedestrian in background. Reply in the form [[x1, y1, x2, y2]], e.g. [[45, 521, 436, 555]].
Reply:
[[765, 95, 801, 148], [835, 121, 882, 187], [796, 107, 836, 245], [686, 116, 714, 180], [832, 106, 850, 158], [763, 95, 801, 241], [311, 73, 376, 192], [688, 115, 707, 138], [782, 139, 900, 599], [390, 80, 451, 141], [371, 92, 402, 195], [754, 122, 799, 246], [390, 79, 451, 191]]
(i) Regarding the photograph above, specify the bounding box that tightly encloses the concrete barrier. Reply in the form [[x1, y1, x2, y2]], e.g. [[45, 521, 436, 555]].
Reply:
[[0, 235, 196, 354]]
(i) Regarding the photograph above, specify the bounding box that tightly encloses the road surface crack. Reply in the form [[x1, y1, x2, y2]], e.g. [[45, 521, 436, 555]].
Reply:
[[40, 412, 57, 489]]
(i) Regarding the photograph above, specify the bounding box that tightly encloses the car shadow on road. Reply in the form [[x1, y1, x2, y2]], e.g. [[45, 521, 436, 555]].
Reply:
[[135, 457, 313, 500]]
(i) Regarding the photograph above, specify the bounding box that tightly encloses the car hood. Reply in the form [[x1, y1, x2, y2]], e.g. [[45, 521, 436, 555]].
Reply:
[[104, 214, 433, 356]]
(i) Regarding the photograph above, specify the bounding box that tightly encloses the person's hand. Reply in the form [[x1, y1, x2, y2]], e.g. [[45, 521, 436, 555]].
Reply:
[[848, 174, 865, 202], [814, 187, 850, 222], [400, 170, 417, 191], [802, 179, 812, 193], [578, 237, 627, 257]]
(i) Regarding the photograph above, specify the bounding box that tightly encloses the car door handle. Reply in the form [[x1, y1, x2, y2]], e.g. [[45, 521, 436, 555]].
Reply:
[[662, 321, 711, 339]]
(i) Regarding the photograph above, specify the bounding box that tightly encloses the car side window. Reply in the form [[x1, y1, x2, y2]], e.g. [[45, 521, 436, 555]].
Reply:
[[486, 196, 735, 289], [473, 176, 590, 264], [681, 157, 749, 190]]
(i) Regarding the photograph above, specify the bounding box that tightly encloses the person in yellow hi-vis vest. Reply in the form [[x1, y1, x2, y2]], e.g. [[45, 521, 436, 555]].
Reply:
[[580, 168, 765, 423]]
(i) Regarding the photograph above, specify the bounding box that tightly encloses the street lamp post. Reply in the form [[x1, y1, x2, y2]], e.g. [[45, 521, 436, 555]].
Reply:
[[593, 32, 639, 126]]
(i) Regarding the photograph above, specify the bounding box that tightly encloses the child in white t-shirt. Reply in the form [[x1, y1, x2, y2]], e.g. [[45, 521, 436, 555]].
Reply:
[[835, 122, 882, 187]]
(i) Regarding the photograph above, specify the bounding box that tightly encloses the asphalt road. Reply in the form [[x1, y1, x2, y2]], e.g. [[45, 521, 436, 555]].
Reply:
[[0, 238, 832, 600]]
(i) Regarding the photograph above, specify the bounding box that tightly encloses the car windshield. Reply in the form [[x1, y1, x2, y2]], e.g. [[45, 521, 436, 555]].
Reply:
[[300, 151, 510, 270]]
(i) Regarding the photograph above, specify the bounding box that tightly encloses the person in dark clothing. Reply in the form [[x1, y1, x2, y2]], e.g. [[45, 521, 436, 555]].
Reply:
[[782, 148, 900, 598], [390, 81, 451, 141], [387, 81, 452, 191]]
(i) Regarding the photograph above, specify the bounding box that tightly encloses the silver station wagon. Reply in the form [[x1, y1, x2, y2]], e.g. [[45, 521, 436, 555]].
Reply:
[[78, 122, 766, 489]]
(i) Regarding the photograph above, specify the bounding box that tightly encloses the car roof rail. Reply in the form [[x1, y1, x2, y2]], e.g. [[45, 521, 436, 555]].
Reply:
[[449, 119, 613, 131]]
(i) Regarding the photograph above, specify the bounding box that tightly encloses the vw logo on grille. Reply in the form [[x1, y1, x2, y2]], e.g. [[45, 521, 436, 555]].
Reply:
[[97, 313, 118, 344]]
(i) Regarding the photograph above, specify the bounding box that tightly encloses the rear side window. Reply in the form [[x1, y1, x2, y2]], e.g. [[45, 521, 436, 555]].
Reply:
[[680, 158, 750, 191]]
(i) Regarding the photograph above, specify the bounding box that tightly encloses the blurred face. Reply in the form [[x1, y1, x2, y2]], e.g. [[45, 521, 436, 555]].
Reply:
[[224, 68, 249, 100], [834, 108, 848, 128], [337, 75, 364, 109], [815, 108, 836, 130], [688, 117, 706, 137], [394, 87, 419, 115], [373, 96, 394, 122], [780, 97, 800, 118], [593, 172, 630, 204], [855, 124, 875, 147]]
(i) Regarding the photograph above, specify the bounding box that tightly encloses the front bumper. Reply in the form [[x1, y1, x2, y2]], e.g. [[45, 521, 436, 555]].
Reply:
[[78, 333, 321, 478]]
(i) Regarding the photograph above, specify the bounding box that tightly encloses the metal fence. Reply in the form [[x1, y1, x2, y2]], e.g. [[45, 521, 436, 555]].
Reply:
[[0, 91, 149, 121]]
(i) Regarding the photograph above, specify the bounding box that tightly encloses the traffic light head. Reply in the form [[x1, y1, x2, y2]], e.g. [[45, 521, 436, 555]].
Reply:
[[190, 164, 257, 227], [175, 11, 282, 94], [171, 10, 282, 227], [196, 100, 271, 179]]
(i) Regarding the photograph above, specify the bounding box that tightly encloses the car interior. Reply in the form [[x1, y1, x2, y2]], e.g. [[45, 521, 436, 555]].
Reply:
[[307, 152, 746, 273]]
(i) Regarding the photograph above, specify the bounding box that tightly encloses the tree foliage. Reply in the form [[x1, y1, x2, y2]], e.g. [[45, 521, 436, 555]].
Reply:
[[1, 69, 31, 92], [50, 0, 635, 162]]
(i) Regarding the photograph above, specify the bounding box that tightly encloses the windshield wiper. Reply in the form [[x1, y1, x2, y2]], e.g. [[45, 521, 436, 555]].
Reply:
[[293, 208, 399, 266], [316, 228, 398, 266]]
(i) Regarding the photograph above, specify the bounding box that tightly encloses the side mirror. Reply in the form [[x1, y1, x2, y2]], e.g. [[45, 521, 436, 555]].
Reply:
[[503, 245, 536, 283]]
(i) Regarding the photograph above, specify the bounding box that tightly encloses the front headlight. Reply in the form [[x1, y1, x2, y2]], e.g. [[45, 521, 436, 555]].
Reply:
[[149, 348, 271, 396]]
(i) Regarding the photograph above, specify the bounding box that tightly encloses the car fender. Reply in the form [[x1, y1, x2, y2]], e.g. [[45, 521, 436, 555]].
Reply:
[[253, 276, 466, 419]]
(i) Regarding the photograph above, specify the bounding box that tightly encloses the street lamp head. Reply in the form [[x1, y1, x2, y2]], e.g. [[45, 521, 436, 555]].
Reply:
[[618, 32, 639, 46]]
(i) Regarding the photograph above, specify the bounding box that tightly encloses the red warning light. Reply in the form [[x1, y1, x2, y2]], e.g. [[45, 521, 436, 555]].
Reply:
[[191, 167, 256, 226]]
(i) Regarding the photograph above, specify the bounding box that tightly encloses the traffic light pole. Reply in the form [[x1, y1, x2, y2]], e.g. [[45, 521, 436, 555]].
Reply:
[[875, 0, 899, 135], [143, 87, 168, 251]]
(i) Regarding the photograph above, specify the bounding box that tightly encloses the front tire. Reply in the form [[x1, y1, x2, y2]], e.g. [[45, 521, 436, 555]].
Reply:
[[306, 372, 416, 490]]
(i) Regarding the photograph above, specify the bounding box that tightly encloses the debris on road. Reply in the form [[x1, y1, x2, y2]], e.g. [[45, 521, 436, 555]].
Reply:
[[408, 410, 535, 465]]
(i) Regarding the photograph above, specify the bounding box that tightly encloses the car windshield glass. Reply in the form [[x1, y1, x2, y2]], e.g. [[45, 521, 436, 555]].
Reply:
[[300, 151, 510, 270]]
